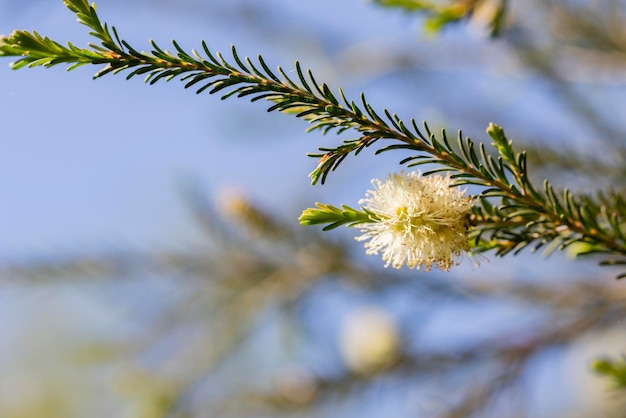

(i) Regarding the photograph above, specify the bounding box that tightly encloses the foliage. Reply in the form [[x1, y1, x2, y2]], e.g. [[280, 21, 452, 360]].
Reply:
[[371, 0, 507, 36], [299, 203, 378, 231], [1, 192, 626, 417], [593, 356, 626, 389]]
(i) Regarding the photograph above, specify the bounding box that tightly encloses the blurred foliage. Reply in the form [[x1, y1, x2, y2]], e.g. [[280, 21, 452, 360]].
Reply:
[[371, 0, 507, 36], [593, 356, 626, 390], [1, 189, 626, 417]]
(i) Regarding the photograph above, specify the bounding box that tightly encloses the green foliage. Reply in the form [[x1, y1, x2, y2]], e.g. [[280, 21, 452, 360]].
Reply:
[[298, 203, 379, 231], [1, 0, 625, 276], [593, 356, 626, 389], [371, 0, 507, 36]]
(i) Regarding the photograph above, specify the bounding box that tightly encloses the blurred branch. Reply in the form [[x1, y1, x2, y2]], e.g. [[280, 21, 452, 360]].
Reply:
[[503, 2, 626, 152], [593, 355, 626, 390], [1, 188, 624, 416], [371, 0, 507, 36]]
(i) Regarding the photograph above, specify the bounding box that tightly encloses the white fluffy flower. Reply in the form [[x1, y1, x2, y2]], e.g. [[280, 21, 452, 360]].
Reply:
[[356, 171, 474, 272]]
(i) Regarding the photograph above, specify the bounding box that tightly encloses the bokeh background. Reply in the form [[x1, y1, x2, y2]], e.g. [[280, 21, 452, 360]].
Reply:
[[1, 0, 626, 417]]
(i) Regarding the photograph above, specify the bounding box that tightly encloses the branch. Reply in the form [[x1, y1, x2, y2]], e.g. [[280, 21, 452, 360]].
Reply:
[[1, 0, 625, 273]]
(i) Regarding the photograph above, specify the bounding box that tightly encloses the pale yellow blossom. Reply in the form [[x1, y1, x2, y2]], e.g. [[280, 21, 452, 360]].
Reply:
[[356, 171, 474, 271]]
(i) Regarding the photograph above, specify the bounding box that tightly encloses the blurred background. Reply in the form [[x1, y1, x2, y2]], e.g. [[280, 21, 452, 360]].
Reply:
[[1, 0, 626, 417]]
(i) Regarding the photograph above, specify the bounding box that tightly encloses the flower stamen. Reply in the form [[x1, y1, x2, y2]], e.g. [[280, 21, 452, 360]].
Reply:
[[356, 171, 474, 272]]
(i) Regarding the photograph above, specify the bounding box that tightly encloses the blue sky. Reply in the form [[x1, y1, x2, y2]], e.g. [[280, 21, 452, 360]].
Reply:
[[0, 0, 426, 256]]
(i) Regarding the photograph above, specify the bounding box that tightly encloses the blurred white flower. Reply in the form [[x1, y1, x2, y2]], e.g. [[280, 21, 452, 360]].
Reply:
[[356, 171, 474, 271], [339, 306, 400, 375]]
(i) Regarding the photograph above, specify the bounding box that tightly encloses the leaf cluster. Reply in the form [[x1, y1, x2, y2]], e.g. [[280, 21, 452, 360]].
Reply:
[[326, 118, 626, 271], [372, 0, 507, 36], [593, 356, 626, 389], [299, 203, 379, 231]]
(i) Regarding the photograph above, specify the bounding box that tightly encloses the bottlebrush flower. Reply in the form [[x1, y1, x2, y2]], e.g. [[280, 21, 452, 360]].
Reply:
[[356, 171, 474, 271]]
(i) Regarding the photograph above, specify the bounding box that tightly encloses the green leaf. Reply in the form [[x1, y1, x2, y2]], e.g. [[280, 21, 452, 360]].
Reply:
[[487, 123, 515, 165], [299, 203, 377, 231], [593, 356, 626, 389]]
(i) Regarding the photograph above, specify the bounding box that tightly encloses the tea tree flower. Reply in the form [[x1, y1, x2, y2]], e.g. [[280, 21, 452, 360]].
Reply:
[[356, 171, 474, 271]]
